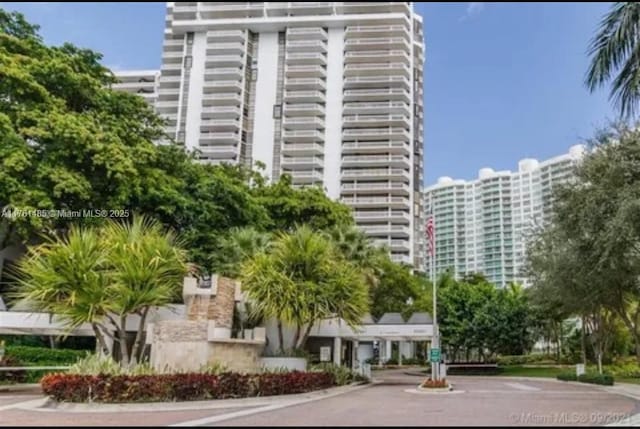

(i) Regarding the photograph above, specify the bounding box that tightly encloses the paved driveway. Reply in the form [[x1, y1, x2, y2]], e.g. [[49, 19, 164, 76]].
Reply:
[[1, 372, 638, 426]]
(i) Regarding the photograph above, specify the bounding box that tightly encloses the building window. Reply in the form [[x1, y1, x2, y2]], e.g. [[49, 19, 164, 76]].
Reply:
[[252, 69, 258, 81], [273, 104, 282, 119], [177, 131, 185, 143], [184, 55, 193, 69], [186, 32, 194, 45]]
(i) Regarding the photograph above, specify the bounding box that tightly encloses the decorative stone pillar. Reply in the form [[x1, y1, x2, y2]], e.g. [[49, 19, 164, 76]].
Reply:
[[333, 337, 342, 365]]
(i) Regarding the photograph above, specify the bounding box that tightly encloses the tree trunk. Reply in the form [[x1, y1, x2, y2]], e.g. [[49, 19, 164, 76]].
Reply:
[[92, 324, 110, 356], [130, 307, 150, 364], [296, 322, 314, 350], [581, 316, 587, 365], [277, 321, 284, 354], [597, 351, 603, 375], [291, 325, 301, 352], [119, 315, 130, 367]]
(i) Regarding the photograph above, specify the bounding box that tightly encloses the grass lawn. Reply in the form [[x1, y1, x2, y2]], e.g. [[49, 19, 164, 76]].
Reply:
[[499, 366, 567, 378]]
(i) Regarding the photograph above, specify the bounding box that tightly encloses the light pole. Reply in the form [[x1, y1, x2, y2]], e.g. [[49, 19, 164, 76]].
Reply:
[[427, 214, 439, 380]]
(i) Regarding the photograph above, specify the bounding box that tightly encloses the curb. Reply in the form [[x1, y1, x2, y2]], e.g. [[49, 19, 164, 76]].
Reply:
[[0, 383, 41, 393], [31, 382, 371, 413]]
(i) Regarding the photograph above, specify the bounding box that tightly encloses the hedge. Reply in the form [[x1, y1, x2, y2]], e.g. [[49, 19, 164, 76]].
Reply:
[[557, 372, 614, 386], [497, 354, 564, 366], [5, 346, 87, 366], [41, 371, 337, 402]]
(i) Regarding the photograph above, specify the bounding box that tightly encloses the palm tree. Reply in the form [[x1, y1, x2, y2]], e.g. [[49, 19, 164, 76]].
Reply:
[[101, 216, 188, 365], [241, 225, 369, 353], [215, 227, 271, 278], [12, 216, 188, 366], [586, 2, 640, 118]]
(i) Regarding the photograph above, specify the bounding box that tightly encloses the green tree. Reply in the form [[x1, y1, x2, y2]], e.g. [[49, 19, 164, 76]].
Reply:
[[11, 216, 188, 366], [211, 227, 272, 278], [241, 225, 369, 353], [586, 2, 640, 118], [253, 175, 354, 233]]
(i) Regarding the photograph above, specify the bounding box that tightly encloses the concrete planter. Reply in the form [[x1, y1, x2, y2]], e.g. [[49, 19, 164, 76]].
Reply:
[[416, 384, 453, 393], [261, 357, 307, 372]]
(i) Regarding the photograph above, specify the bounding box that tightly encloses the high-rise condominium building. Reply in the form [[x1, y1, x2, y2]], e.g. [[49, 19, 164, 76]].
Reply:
[[423, 145, 586, 287], [113, 2, 425, 267]]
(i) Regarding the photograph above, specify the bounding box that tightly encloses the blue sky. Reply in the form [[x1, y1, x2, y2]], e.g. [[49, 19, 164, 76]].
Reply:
[[1, 2, 616, 184]]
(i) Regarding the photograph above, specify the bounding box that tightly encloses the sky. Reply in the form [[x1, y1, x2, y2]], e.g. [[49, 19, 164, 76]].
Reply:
[[1, 2, 617, 184]]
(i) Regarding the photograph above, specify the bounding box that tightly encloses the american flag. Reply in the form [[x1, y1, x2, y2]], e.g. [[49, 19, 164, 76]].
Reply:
[[426, 215, 434, 256]]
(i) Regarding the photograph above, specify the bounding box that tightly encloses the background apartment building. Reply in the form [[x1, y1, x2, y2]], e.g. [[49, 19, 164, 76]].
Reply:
[[113, 2, 425, 267], [423, 145, 586, 287]]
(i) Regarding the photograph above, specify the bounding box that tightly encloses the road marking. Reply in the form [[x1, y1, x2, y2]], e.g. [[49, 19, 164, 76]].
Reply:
[[503, 382, 540, 391], [171, 383, 372, 427], [0, 398, 48, 412]]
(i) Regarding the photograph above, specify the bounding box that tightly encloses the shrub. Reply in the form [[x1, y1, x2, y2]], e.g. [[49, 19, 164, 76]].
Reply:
[[447, 366, 503, 376], [497, 354, 558, 366], [41, 371, 337, 403], [578, 373, 614, 386], [0, 356, 27, 384], [310, 363, 368, 385], [5, 346, 87, 366], [420, 378, 448, 388], [557, 372, 578, 382]]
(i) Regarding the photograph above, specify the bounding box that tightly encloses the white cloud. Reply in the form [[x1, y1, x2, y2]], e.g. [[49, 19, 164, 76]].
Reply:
[[460, 2, 485, 21]]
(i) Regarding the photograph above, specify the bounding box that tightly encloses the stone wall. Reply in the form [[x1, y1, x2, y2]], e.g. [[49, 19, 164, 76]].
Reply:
[[208, 277, 235, 328], [208, 339, 264, 373]]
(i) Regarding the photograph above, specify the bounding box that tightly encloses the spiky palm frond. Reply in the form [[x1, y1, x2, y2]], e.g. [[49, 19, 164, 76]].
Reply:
[[586, 2, 640, 118]]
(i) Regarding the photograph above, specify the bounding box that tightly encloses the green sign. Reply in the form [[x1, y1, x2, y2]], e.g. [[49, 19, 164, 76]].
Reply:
[[430, 348, 441, 362]]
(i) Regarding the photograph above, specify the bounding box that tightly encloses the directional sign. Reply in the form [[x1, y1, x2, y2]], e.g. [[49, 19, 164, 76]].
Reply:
[[430, 348, 441, 363]]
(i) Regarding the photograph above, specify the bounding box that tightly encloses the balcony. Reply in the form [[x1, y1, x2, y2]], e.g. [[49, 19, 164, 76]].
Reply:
[[162, 38, 184, 52], [343, 114, 409, 128], [282, 117, 325, 130], [281, 143, 324, 155], [336, 2, 411, 15], [343, 127, 410, 141], [344, 37, 409, 51], [161, 51, 183, 64], [205, 54, 244, 68], [341, 154, 410, 168], [199, 3, 265, 19], [285, 52, 327, 66], [286, 40, 327, 53], [286, 27, 328, 41], [203, 80, 244, 93], [342, 196, 410, 209], [158, 75, 181, 88], [201, 106, 242, 119], [287, 170, 324, 183], [285, 65, 326, 78], [343, 101, 410, 116], [344, 63, 410, 79], [204, 67, 244, 81], [344, 50, 410, 65], [360, 224, 411, 238], [282, 130, 324, 143], [283, 90, 325, 103], [285, 78, 326, 91], [202, 92, 242, 106], [341, 168, 410, 181], [345, 25, 410, 40], [341, 182, 411, 195], [283, 103, 325, 117], [268, 2, 333, 16], [343, 88, 410, 103], [281, 156, 324, 169], [374, 238, 412, 252], [342, 141, 411, 155], [199, 132, 240, 145], [206, 42, 245, 56], [355, 210, 411, 224], [171, 3, 197, 20], [206, 30, 246, 43], [197, 145, 238, 158], [200, 119, 240, 132], [344, 76, 410, 90]]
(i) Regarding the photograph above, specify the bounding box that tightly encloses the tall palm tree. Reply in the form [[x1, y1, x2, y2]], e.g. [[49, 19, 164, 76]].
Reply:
[[586, 2, 640, 118], [241, 225, 369, 353], [12, 216, 188, 366], [215, 227, 271, 278]]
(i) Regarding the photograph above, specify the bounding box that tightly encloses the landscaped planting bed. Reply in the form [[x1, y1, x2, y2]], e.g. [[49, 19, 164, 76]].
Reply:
[[41, 371, 338, 403]]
